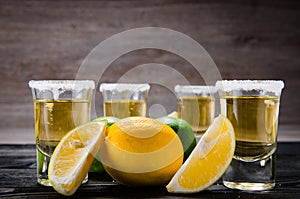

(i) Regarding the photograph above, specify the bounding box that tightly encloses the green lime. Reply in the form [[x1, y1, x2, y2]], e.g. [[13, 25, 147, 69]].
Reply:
[[90, 116, 120, 174], [37, 149, 44, 173], [93, 116, 120, 128], [89, 152, 106, 174], [156, 116, 196, 161]]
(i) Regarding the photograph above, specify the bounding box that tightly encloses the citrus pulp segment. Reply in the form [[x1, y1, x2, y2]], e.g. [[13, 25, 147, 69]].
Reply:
[[48, 121, 107, 196], [166, 114, 235, 193]]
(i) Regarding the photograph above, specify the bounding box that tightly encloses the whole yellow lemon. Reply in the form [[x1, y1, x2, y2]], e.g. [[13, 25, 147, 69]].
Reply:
[[99, 117, 184, 186]]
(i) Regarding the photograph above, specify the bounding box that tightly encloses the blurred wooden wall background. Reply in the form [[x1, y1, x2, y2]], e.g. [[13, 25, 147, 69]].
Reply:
[[0, 0, 299, 135]]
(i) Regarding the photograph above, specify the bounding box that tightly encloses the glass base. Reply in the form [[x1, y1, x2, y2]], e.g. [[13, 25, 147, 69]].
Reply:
[[38, 174, 88, 187], [37, 178, 52, 186], [223, 153, 276, 191], [223, 181, 275, 191], [37, 146, 88, 186]]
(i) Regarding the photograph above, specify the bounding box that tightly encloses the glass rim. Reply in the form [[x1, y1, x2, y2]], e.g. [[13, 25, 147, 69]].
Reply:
[[99, 83, 150, 92], [215, 80, 284, 93], [174, 85, 217, 94], [28, 80, 95, 90]]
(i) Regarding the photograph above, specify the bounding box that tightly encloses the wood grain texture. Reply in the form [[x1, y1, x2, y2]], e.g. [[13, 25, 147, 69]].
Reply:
[[0, 143, 300, 197], [0, 0, 299, 130]]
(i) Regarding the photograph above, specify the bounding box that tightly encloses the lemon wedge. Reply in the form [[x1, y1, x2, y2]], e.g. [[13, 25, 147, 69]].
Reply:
[[168, 111, 178, 118], [166, 114, 235, 193], [48, 121, 106, 196]]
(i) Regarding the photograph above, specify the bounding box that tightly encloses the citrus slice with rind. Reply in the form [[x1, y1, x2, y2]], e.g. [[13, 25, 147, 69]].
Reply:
[[48, 121, 107, 196], [166, 114, 235, 193], [168, 111, 178, 118]]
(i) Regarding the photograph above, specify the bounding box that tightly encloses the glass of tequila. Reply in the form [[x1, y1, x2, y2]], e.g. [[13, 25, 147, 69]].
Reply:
[[99, 83, 150, 118], [216, 80, 284, 191], [29, 80, 95, 186], [175, 85, 217, 137]]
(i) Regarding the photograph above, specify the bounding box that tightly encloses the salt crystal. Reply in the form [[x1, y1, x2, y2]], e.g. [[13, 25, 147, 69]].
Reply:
[[215, 80, 284, 95]]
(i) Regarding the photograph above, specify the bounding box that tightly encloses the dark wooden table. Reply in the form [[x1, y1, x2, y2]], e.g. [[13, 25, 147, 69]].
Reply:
[[0, 142, 300, 198]]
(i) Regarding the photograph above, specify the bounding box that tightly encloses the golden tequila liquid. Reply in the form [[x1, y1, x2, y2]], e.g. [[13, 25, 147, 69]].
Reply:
[[103, 100, 146, 118], [34, 99, 90, 185], [220, 96, 279, 162], [178, 96, 215, 136]]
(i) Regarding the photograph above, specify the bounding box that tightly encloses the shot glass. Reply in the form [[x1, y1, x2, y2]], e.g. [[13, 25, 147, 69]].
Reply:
[[29, 80, 95, 186], [216, 80, 284, 191], [99, 83, 150, 118], [175, 85, 217, 137]]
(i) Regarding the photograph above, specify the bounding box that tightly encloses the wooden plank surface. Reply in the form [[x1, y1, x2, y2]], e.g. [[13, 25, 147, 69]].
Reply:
[[0, 0, 299, 132], [0, 143, 299, 198]]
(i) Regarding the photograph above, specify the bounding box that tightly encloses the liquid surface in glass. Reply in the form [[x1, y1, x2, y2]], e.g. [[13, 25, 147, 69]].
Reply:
[[178, 96, 215, 135], [103, 100, 146, 119], [35, 99, 90, 157], [220, 96, 279, 162]]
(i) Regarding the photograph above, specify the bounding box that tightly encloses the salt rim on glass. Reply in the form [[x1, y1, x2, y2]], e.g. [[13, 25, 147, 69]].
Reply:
[[99, 83, 150, 93], [28, 80, 95, 90], [28, 80, 95, 100], [174, 85, 217, 96], [215, 80, 285, 96]]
